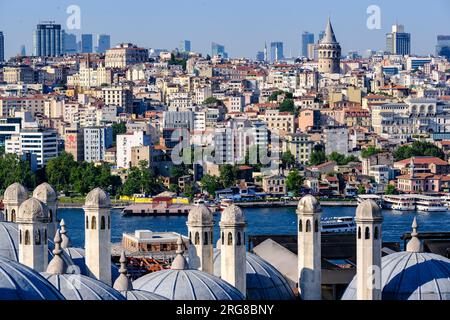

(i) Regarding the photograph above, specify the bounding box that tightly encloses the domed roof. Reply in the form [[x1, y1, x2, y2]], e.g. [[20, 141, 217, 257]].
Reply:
[[0, 222, 19, 261], [84, 188, 111, 208], [33, 183, 57, 203], [213, 250, 295, 300], [3, 182, 28, 203], [17, 198, 50, 223], [121, 290, 168, 300], [297, 195, 321, 215], [220, 204, 246, 225], [132, 269, 244, 300], [0, 256, 65, 300], [41, 273, 125, 300], [355, 199, 383, 222], [187, 204, 213, 225], [342, 251, 450, 300]]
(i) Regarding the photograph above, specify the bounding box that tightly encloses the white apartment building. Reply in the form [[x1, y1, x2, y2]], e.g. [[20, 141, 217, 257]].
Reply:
[[67, 65, 112, 87], [105, 43, 149, 68], [83, 126, 113, 163], [259, 110, 295, 134], [102, 86, 133, 109], [116, 131, 151, 169], [0, 96, 46, 117], [225, 95, 245, 113], [323, 126, 349, 156], [194, 86, 212, 105]]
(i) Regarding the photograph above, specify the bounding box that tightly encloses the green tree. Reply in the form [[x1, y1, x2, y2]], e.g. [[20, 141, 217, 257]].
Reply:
[[112, 122, 127, 144], [281, 150, 296, 169], [286, 169, 304, 196], [385, 184, 397, 195], [328, 152, 347, 165], [310, 150, 327, 166], [279, 99, 295, 113], [183, 184, 195, 200], [200, 174, 222, 196], [170, 165, 189, 180], [361, 146, 383, 158], [202, 97, 223, 106], [0, 154, 36, 193], [393, 141, 445, 161], [45, 151, 77, 193], [358, 185, 366, 194], [219, 164, 238, 188]]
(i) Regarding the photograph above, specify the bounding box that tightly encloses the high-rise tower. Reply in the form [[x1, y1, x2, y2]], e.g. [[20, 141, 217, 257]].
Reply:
[[318, 18, 341, 74]]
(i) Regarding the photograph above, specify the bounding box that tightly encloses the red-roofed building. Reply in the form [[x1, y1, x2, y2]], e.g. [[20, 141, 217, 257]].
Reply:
[[394, 156, 450, 175]]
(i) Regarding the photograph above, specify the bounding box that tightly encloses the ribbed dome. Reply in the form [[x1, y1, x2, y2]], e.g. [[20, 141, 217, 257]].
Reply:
[[132, 269, 244, 300], [0, 222, 19, 261], [33, 183, 57, 203], [355, 199, 383, 222], [17, 198, 50, 223], [3, 183, 28, 203], [0, 256, 65, 300], [297, 195, 321, 214], [187, 204, 213, 225], [213, 250, 295, 300], [220, 204, 246, 225], [121, 290, 168, 300], [342, 251, 450, 300], [84, 188, 111, 208], [41, 273, 125, 300]]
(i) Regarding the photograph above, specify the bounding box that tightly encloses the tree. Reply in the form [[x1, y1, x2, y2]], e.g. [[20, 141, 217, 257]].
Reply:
[[170, 165, 189, 180], [200, 174, 222, 196], [310, 150, 327, 166], [112, 122, 127, 144], [286, 169, 304, 196], [0, 153, 36, 193], [328, 152, 360, 165], [393, 141, 445, 161], [361, 146, 383, 158], [45, 151, 77, 194], [279, 99, 295, 113], [281, 150, 296, 169], [183, 184, 195, 200], [385, 184, 397, 195], [358, 185, 366, 195], [202, 97, 223, 106], [219, 164, 238, 188]]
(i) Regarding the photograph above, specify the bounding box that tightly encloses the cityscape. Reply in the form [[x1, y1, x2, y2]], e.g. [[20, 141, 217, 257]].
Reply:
[[0, 0, 449, 310]]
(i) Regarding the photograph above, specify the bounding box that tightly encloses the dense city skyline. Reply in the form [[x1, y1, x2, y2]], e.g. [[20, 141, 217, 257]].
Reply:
[[1, 0, 449, 59]]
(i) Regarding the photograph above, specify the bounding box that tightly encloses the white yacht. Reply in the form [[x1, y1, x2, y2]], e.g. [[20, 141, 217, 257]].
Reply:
[[382, 195, 416, 211], [441, 194, 450, 208], [414, 195, 448, 213], [321, 216, 356, 233], [357, 194, 383, 207]]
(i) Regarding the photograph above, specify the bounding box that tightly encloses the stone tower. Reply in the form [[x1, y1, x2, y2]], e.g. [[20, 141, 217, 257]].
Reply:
[[17, 197, 51, 272], [355, 199, 383, 300], [33, 182, 58, 238], [186, 204, 214, 274], [219, 204, 247, 297], [318, 18, 341, 74], [84, 187, 112, 285], [3, 182, 28, 222], [297, 194, 322, 300]]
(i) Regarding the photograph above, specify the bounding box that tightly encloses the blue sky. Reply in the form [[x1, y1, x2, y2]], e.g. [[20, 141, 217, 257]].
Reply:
[[1, 0, 449, 59]]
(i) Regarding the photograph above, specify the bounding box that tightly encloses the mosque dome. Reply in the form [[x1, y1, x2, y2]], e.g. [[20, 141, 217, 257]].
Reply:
[[220, 204, 246, 225], [341, 251, 450, 300], [17, 198, 50, 223], [84, 188, 111, 208], [297, 195, 321, 214], [187, 204, 213, 225], [213, 250, 295, 300], [0, 222, 19, 261], [355, 199, 383, 221], [0, 256, 64, 300], [3, 182, 28, 203], [33, 183, 57, 203], [121, 290, 168, 300]]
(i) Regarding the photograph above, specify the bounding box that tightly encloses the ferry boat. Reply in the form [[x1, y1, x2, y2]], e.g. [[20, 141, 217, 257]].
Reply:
[[441, 194, 450, 208], [382, 195, 416, 211], [357, 194, 383, 207], [414, 195, 448, 213], [321, 216, 356, 233], [219, 198, 233, 211]]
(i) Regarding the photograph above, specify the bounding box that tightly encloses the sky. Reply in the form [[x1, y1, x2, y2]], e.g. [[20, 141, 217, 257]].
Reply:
[[1, 0, 449, 59]]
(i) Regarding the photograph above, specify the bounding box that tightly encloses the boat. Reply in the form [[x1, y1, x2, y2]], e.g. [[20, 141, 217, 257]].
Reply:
[[219, 198, 233, 211], [382, 195, 416, 211], [357, 194, 383, 207], [321, 216, 356, 233], [441, 194, 450, 208], [414, 195, 448, 213]]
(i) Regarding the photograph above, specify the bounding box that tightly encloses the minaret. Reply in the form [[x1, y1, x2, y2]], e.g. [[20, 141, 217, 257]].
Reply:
[[113, 251, 133, 292], [84, 187, 112, 285], [219, 204, 247, 297], [355, 199, 383, 300], [46, 229, 67, 274], [33, 182, 58, 238], [171, 235, 189, 270], [406, 217, 423, 253], [3, 182, 28, 222], [186, 204, 214, 274], [17, 197, 51, 272], [60, 219, 71, 249], [297, 194, 322, 300], [318, 17, 341, 74]]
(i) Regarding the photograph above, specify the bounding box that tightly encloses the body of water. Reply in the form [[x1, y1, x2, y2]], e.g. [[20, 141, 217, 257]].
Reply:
[[59, 206, 450, 249]]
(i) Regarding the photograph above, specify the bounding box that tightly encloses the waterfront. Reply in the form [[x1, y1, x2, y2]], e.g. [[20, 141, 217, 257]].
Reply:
[[59, 206, 450, 249]]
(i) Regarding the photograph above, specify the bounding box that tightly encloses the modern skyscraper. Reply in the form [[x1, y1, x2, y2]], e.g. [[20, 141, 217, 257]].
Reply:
[[33, 22, 64, 57], [0, 31, 4, 62], [64, 33, 78, 54], [270, 42, 284, 62], [436, 35, 450, 60], [179, 40, 191, 52], [318, 18, 341, 74], [256, 51, 264, 62], [96, 34, 111, 54], [386, 24, 411, 55], [301, 32, 314, 57], [318, 31, 325, 43], [20, 45, 26, 56], [211, 42, 227, 58], [81, 34, 93, 53]]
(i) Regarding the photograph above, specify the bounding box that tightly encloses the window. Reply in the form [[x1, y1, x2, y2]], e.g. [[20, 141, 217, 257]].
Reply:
[[306, 219, 311, 232], [221, 232, 224, 245], [25, 230, 30, 245], [36, 229, 41, 245], [49, 210, 53, 222], [204, 232, 208, 245], [314, 219, 319, 233], [299, 219, 303, 232], [227, 232, 233, 245], [11, 209, 16, 222], [358, 227, 361, 239], [108, 216, 110, 229], [19, 230, 22, 244], [374, 226, 379, 240], [91, 216, 97, 230], [237, 232, 242, 246], [101, 216, 106, 230], [365, 227, 370, 240], [44, 229, 47, 244], [195, 232, 200, 245], [86, 216, 89, 229], [189, 232, 192, 243]]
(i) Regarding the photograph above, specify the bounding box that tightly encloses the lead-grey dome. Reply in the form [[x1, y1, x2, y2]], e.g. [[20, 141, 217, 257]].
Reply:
[[33, 183, 57, 203], [121, 290, 168, 300], [187, 204, 213, 225], [132, 269, 244, 300], [0, 256, 65, 300], [84, 188, 111, 208], [41, 273, 125, 300], [3, 182, 28, 203], [213, 250, 295, 300], [17, 198, 50, 223], [355, 199, 383, 222], [342, 251, 450, 300], [220, 204, 246, 225], [297, 194, 321, 214]]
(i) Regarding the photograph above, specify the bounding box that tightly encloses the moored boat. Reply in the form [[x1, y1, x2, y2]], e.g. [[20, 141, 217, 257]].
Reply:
[[382, 195, 415, 211]]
